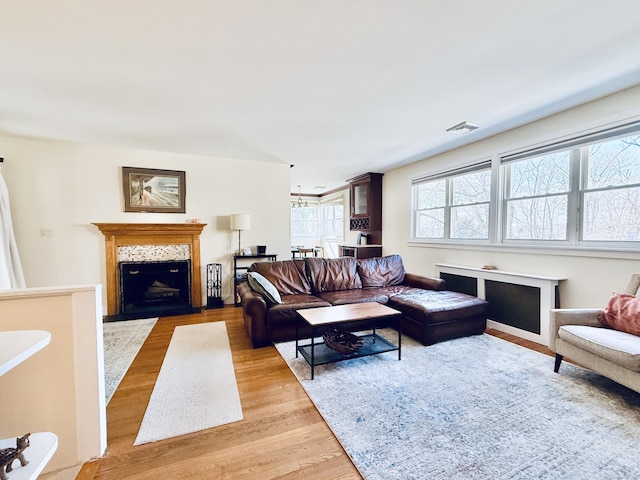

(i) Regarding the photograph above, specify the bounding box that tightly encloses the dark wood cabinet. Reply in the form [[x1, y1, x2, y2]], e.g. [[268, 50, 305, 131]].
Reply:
[[347, 172, 382, 245], [339, 245, 383, 259]]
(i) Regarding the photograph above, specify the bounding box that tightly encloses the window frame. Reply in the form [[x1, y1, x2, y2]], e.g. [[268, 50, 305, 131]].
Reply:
[[577, 138, 640, 247], [320, 201, 345, 241], [500, 149, 577, 245], [290, 203, 319, 238], [411, 160, 492, 243], [410, 120, 640, 252]]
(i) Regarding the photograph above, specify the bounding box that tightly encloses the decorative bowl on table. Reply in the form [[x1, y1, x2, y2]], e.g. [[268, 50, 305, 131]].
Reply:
[[322, 328, 364, 355]]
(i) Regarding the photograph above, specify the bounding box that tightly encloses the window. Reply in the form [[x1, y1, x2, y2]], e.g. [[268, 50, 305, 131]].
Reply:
[[415, 179, 445, 238], [291, 206, 317, 237], [582, 136, 640, 242], [501, 127, 640, 246], [413, 163, 491, 240], [411, 121, 640, 250], [322, 203, 344, 240], [450, 170, 491, 239], [503, 151, 571, 241], [291, 201, 344, 239]]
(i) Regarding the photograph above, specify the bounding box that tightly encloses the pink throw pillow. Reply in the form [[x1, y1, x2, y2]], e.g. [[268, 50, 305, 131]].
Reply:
[[598, 292, 640, 336]]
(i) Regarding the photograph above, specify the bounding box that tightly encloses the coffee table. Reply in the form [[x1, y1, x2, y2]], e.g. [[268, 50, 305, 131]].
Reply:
[[295, 302, 402, 379]]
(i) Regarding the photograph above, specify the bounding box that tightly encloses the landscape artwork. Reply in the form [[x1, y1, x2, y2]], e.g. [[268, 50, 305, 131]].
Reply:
[[122, 167, 186, 213]]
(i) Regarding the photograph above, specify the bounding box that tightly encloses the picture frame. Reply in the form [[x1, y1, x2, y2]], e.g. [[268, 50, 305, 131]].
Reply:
[[122, 167, 186, 213]]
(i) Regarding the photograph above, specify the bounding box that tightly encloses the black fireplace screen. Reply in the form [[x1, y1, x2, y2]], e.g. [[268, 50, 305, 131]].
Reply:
[[119, 260, 192, 316]]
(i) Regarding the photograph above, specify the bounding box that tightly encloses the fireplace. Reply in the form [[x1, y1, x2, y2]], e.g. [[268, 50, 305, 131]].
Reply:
[[119, 260, 192, 317], [93, 223, 207, 319]]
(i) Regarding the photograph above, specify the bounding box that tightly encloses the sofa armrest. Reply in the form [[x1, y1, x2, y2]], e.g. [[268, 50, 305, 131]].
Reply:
[[237, 281, 269, 347], [549, 308, 601, 351], [403, 273, 447, 291]]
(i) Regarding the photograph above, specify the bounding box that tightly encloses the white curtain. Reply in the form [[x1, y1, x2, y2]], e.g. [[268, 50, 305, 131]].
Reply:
[[0, 169, 26, 289]]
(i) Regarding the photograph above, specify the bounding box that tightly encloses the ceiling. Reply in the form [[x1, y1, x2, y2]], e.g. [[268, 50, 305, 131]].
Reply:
[[2, 1, 640, 194]]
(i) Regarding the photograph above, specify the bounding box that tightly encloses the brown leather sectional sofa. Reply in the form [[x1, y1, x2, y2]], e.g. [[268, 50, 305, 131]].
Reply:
[[237, 254, 489, 348]]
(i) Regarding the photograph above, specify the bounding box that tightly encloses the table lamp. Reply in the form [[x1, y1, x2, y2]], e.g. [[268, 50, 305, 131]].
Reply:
[[230, 214, 251, 255]]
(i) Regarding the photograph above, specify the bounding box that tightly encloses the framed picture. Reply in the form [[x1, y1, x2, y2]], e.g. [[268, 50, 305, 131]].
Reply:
[[122, 167, 186, 213]]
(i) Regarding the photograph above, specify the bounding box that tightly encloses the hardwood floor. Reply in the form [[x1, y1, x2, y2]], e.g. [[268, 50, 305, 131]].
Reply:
[[485, 327, 556, 357], [78, 308, 362, 480], [77, 310, 554, 479]]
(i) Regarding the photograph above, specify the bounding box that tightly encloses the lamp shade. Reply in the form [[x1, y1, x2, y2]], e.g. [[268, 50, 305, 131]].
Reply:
[[230, 214, 251, 231]]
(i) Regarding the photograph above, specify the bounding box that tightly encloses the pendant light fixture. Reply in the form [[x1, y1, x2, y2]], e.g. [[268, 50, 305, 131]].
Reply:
[[291, 185, 308, 209]]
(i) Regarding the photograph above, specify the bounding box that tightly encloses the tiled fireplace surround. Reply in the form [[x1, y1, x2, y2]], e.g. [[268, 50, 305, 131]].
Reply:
[[93, 223, 206, 316]]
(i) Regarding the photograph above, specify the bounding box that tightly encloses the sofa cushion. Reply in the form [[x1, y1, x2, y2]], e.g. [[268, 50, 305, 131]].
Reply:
[[250, 260, 311, 295], [367, 285, 424, 297], [559, 325, 640, 372], [305, 257, 362, 293], [388, 289, 488, 325], [357, 255, 406, 288], [247, 272, 283, 304], [598, 292, 640, 337], [265, 294, 331, 326], [318, 289, 389, 306]]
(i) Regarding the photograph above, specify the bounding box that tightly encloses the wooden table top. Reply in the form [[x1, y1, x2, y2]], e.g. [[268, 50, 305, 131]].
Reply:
[[296, 302, 401, 327]]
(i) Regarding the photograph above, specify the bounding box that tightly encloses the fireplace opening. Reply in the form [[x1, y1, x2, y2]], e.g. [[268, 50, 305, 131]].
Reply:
[[118, 260, 194, 318]]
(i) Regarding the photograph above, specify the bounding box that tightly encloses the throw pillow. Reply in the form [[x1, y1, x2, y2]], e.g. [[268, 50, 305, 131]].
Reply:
[[247, 272, 283, 304], [598, 292, 640, 336]]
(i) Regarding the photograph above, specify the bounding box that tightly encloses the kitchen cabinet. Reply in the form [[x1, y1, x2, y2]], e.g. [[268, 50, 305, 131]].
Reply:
[[347, 172, 383, 245]]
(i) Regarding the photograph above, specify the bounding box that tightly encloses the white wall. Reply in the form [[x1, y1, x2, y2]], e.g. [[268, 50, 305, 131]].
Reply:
[[382, 84, 640, 310], [0, 135, 292, 309]]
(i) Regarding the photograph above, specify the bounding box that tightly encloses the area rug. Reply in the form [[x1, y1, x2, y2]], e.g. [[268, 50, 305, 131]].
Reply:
[[276, 331, 640, 480], [134, 321, 243, 445], [103, 317, 158, 404]]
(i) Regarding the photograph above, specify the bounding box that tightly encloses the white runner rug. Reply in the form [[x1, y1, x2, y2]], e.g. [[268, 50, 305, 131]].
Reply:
[[134, 321, 243, 445], [103, 317, 158, 404]]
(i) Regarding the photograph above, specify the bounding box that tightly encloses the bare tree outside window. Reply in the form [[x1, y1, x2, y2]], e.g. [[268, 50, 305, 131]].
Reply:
[[451, 171, 491, 239], [415, 179, 446, 238], [414, 170, 490, 240], [291, 206, 317, 237], [505, 152, 570, 240], [504, 133, 640, 243], [411, 124, 640, 248], [322, 203, 344, 240], [583, 135, 640, 241]]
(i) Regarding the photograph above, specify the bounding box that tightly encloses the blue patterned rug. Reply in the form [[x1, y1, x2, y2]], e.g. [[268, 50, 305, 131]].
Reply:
[[103, 318, 157, 404], [275, 331, 640, 480]]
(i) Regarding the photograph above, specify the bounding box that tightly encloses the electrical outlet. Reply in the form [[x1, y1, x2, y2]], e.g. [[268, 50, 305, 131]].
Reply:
[[40, 228, 54, 238]]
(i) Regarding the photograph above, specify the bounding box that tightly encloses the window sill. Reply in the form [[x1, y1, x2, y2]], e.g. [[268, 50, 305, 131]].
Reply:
[[407, 240, 639, 260]]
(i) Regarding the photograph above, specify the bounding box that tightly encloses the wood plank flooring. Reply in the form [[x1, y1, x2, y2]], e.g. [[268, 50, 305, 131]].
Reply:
[[78, 308, 361, 480], [77, 309, 555, 480]]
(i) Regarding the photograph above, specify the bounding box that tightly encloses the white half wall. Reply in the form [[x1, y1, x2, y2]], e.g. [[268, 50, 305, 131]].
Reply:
[[0, 285, 105, 473], [0, 136, 292, 310]]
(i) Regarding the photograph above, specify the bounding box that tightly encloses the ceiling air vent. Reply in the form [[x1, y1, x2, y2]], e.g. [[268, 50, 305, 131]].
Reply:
[[446, 121, 480, 134]]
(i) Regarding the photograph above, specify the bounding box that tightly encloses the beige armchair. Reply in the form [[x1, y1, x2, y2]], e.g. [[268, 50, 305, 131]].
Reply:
[[549, 274, 640, 393]]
